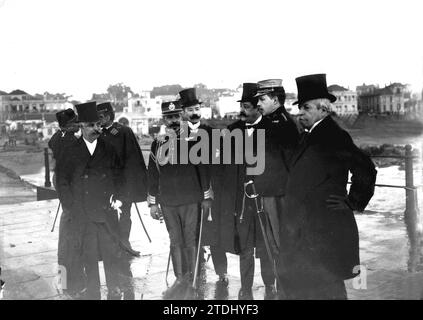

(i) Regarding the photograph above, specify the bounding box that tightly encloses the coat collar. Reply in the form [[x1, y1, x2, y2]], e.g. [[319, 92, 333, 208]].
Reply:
[[291, 116, 337, 166]]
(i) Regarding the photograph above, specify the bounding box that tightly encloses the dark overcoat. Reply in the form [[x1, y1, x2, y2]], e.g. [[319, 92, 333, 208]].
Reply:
[[56, 136, 130, 257], [100, 122, 148, 203], [279, 116, 377, 281]]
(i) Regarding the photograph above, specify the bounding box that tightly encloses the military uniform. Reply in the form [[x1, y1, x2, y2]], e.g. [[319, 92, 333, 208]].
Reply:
[[97, 102, 148, 245]]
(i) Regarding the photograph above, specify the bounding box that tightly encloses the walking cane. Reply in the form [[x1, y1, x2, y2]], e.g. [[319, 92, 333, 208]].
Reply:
[[165, 250, 171, 288], [244, 180, 286, 299], [134, 202, 152, 243], [50, 201, 61, 232]]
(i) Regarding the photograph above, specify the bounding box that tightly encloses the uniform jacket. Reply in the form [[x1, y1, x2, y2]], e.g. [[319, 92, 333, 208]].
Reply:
[[257, 107, 300, 196], [147, 127, 210, 207], [101, 122, 148, 203], [280, 116, 377, 280]]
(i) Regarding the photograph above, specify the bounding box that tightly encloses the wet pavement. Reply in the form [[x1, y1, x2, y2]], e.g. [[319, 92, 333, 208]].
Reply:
[[1, 199, 423, 300]]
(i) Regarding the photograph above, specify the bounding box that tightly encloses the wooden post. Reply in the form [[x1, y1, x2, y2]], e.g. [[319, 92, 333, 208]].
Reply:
[[44, 147, 51, 188], [404, 144, 421, 271]]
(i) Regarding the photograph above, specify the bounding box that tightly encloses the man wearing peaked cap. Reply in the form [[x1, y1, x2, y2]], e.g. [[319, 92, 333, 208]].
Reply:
[[48, 107, 85, 298], [248, 79, 300, 299], [148, 99, 211, 299], [57, 101, 136, 300], [97, 101, 148, 299], [277, 74, 376, 299]]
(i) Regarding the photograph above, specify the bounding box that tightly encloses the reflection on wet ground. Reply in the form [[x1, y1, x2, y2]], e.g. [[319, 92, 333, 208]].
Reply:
[[1, 198, 423, 300]]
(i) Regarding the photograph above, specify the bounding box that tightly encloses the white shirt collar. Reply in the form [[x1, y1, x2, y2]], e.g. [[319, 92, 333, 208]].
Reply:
[[246, 115, 262, 136], [188, 121, 201, 131], [83, 137, 97, 156], [307, 117, 326, 133]]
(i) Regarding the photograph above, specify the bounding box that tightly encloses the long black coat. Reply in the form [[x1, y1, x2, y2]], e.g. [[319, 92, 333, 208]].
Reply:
[[57, 137, 128, 255], [279, 116, 377, 281], [100, 122, 148, 203]]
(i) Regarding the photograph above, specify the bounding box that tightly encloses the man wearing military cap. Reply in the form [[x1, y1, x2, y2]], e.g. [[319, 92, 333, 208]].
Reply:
[[97, 102, 148, 251], [148, 100, 211, 299], [278, 74, 376, 299], [48, 108, 85, 298], [57, 101, 136, 300]]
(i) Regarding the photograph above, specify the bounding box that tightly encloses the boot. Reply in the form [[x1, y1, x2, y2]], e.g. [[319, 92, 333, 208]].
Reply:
[[163, 246, 187, 300], [183, 246, 198, 300], [264, 284, 278, 300]]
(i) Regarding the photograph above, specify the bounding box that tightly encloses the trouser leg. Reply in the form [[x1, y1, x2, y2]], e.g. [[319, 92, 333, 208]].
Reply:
[[239, 247, 255, 290], [260, 254, 275, 286], [180, 203, 200, 280], [97, 223, 122, 300], [119, 202, 132, 243], [210, 246, 227, 277], [82, 222, 101, 300]]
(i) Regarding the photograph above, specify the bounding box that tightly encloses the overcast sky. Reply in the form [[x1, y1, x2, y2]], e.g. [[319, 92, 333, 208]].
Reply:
[[0, 0, 422, 101]]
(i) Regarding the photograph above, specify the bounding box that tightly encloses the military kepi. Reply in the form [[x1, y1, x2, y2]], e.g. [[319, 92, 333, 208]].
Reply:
[[162, 100, 182, 115], [293, 73, 336, 105], [56, 108, 77, 127], [254, 79, 285, 97], [179, 88, 202, 108], [75, 101, 99, 122], [97, 102, 114, 114], [237, 83, 258, 103]]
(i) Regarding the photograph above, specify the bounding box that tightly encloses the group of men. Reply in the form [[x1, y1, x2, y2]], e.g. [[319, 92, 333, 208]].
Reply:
[[49, 73, 377, 300]]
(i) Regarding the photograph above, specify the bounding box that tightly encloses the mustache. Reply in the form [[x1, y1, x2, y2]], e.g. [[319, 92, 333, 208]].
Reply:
[[239, 112, 247, 117], [189, 114, 201, 120]]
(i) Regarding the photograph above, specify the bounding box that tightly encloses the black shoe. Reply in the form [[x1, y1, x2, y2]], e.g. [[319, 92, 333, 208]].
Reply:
[[264, 285, 278, 300], [107, 287, 122, 300], [238, 288, 254, 300], [123, 289, 135, 300], [162, 278, 187, 300], [121, 240, 140, 257], [214, 277, 229, 300]]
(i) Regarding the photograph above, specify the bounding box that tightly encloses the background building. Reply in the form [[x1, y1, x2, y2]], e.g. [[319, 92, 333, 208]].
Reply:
[[328, 84, 358, 116]]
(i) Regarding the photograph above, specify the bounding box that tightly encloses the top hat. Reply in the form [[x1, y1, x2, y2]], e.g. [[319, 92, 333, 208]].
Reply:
[[75, 101, 99, 123], [56, 108, 77, 127], [237, 83, 258, 103], [254, 79, 285, 97], [96, 102, 114, 114], [293, 73, 336, 105], [179, 88, 202, 108], [162, 100, 182, 115]]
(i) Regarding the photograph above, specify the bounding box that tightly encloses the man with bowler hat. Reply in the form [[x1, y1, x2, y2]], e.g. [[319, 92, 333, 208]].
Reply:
[[57, 101, 136, 300], [278, 74, 377, 299], [49, 108, 86, 298], [148, 100, 211, 299]]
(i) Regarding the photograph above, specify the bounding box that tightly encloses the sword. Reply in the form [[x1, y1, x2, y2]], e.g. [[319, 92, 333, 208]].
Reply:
[[244, 180, 286, 299], [134, 202, 152, 243], [50, 201, 61, 232]]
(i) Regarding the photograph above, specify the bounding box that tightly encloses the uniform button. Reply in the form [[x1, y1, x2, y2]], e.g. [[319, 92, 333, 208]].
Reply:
[[84, 175, 89, 179], [85, 191, 89, 194]]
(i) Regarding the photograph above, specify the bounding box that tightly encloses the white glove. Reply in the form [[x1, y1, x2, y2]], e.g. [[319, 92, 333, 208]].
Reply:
[[109, 195, 122, 216]]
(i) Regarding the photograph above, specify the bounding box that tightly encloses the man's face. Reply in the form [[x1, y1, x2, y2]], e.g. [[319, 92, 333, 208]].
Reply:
[[257, 94, 277, 115], [182, 104, 201, 123], [298, 100, 327, 129], [63, 121, 80, 133], [239, 102, 260, 123], [81, 121, 102, 141], [163, 113, 182, 131], [98, 112, 112, 127]]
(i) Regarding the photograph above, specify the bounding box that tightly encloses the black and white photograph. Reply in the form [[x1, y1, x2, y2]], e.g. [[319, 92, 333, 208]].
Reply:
[[0, 0, 423, 305]]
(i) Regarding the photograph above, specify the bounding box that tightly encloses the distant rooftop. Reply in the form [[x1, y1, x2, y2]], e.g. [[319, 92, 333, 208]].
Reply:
[[9, 89, 29, 95], [328, 84, 348, 92], [0, 90, 8, 95]]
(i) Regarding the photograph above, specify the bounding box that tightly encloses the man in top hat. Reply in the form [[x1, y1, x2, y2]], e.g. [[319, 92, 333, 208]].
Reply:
[[278, 74, 377, 299], [57, 101, 136, 300], [148, 100, 211, 299], [97, 102, 148, 255], [48, 108, 86, 298]]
